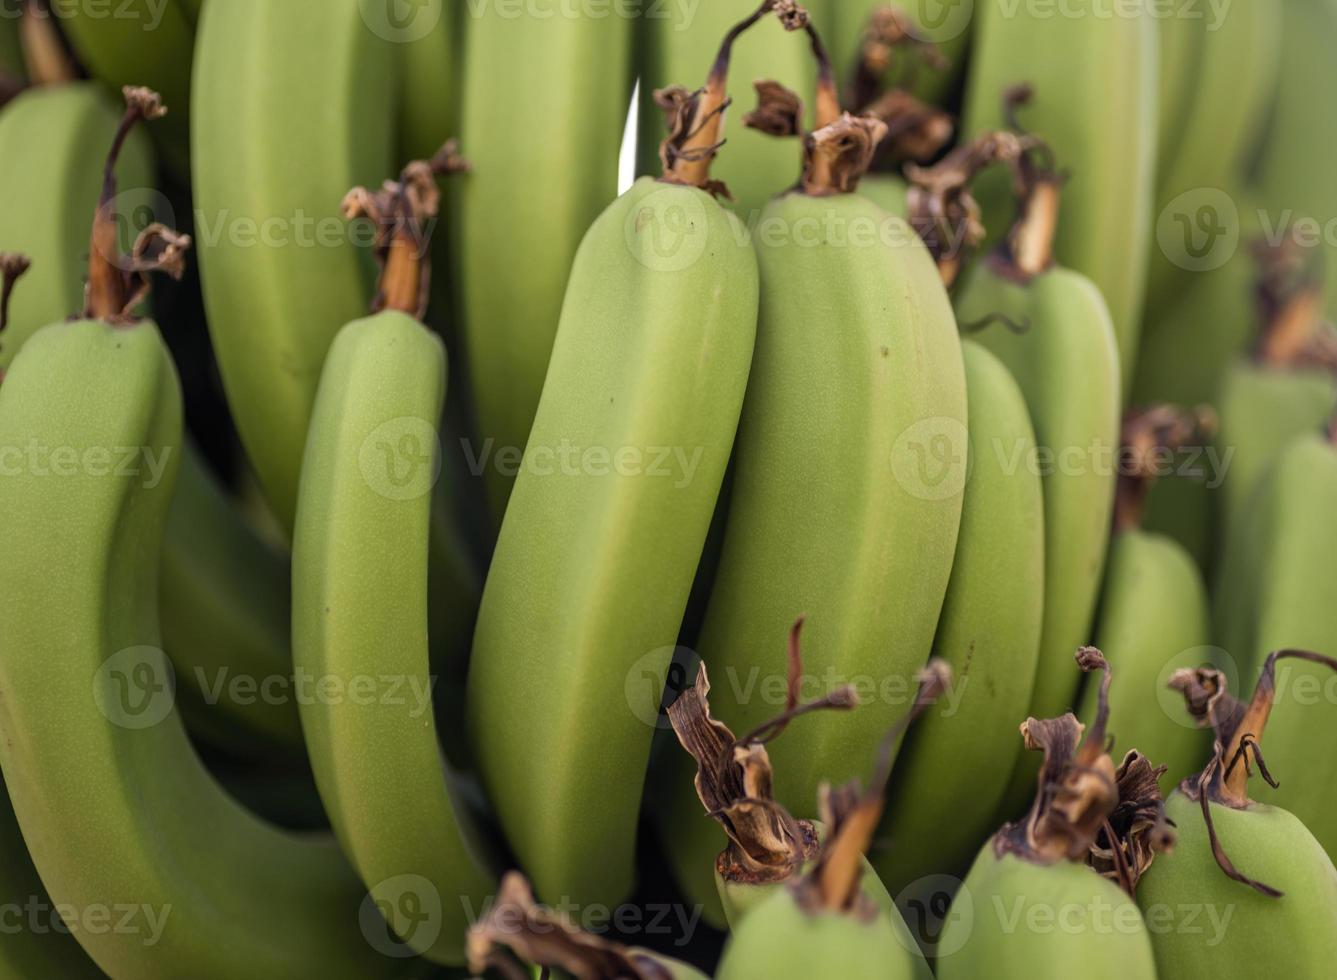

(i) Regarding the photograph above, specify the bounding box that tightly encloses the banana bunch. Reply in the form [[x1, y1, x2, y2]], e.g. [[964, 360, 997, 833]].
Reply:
[[1136, 653, 1337, 977]]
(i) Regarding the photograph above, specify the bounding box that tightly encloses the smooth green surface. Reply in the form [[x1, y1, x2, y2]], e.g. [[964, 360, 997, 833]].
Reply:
[[877, 341, 1045, 892], [0, 319, 398, 978], [963, 0, 1157, 396], [193, 0, 394, 530], [1138, 792, 1337, 978], [694, 190, 966, 822], [0, 14, 22, 79], [458, 0, 631, 526], [938, 850, 1157, 980], [467, 177, 758, 907], [51, 0, 195, 178], [1079, 530, 1211, 790], [293, 312, 493, 964], [0, 84, 153, 368], [718, 884, 924, 980], [955, 263, 1120, 799], [637, 0, 814, 222]]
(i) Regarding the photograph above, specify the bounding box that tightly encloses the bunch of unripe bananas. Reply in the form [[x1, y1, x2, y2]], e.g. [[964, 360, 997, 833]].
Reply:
[[1, 1, 1335, 977]]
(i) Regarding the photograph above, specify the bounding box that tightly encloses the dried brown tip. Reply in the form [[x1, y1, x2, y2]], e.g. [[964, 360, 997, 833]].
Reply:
[[861, 89, 954, 165], [997, 649, 1120, 866], [800, 112, 888, 197], [465, 873, 677, 980], [19, 0, 78, 86], [84, 87, 189, 323], [343, 139, 465, 320], [0, 253, 32, 336], [1253, 237, 1326, 368], [797, 660, 951, 916], [744, 80, 805, 138], [1088, 751, 1175, 896], [850, 5, 949, 113], [1114, 404, 1216, 532], [666, 620, 857, 887]]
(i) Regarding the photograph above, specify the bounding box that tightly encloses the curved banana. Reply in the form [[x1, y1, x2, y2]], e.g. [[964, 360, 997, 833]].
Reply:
[[48, 0, 194, 178], [193, 0, 394, 530], [292, 153, 493, 965], [637, 0, 815, 222], [458, 0, 631, 526], [951, 174, 1121, 812], [1136, 653, 1337, 977], [1077, 408, 1213, 793], [874, 340, 1045, 893], [0, 92, 399, 978], [467, 11, 766, 908], [962, 0, 1157, 396], [938, 651, 1162, 980]]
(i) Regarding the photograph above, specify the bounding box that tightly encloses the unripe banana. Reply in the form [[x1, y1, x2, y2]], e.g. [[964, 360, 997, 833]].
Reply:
[[937, 650, 1163, 980], [951, 174, 1121, 811], [467, 11, 765, 906], [1077, 408, 1213, 793], [458, 0, 631, 526], [1135, 652, 1337, 977], [637, 0, 815, 222], [47, 0, 194, 178], [193, 0, 395, 529], [292, 151, 494, 965], [962, 0, 1157, 396], [715, 664, 951, 980], [0, 93, 399, 978], [874, 340, 1044, 892]]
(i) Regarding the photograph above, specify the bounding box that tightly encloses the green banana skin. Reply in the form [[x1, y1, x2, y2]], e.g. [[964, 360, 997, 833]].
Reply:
[[637, 0, 815, 222], [694, 191, 966, 822], [0, 320, 400, 978], [962, 0, 1157, 396], [827, 0, 971, 107], [467, 176, 758, 907], [937, 850, 1158, 980], [458, 1, 631, 527], [855, 172, 908, 219], [1136, 792, 1337, 978], [1078, 530, 1211, 792], [193, 0, 395, 530], [49, 0, 194, 179], [293, 311, 494, 965], [953, 262, 1120, 811], [876, 341, 1045, 893], [717, 883, 926, 980], [1255, 0, 1337, 319], [0, 84, 153, 367], [1213, 435, 1337, 857], [0, 12, 21, 83]]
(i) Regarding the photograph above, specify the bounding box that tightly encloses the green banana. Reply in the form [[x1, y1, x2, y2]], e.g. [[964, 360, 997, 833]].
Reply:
[[0, 89, 398, 978], [457, 0, 631, 526], [874, 340, 1045, 893], [1255, 0, 1337, 319], [637, 0, 815, 222], [193, 0, 394, 530], [962, 0, 1157, 396], [1209, 429, 1337, 859], [692, 99, 966, 829], [951, 170, 1121, 811], [48, 0, 194, 179], [179, 0, 203, 25], [467, 10, 764, 908], [1077, 408, 1213, 793], [467, 872, 708, 980], [1135, 652, 1337, 977], [0, 83, 154, 368], [292, 150, 494, 965], [828, 0, 971, 108], [937, 650, 1164, 980], [715, 664, 950, 980]]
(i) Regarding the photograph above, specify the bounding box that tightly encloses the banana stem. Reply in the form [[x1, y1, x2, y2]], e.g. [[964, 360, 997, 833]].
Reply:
[[0, 252, 31, 336], [19, 0, 77, 87]]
